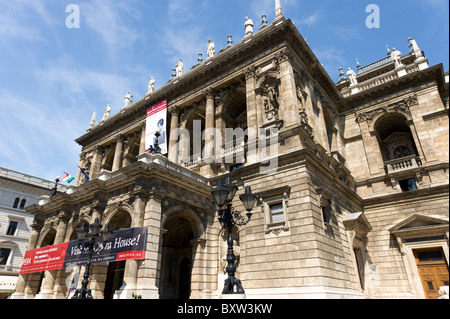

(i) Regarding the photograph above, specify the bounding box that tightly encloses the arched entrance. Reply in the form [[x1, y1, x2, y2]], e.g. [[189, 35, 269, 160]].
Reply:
[[160, 210, 201, 299]]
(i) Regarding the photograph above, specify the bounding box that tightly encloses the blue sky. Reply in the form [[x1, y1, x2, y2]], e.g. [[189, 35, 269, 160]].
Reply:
[[0, 0, 448, 182]]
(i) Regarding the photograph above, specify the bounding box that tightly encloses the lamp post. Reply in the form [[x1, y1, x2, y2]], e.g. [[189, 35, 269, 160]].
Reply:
[[148, 130, 161, 155], [72, 218, 112, 299], [49, 177, 60, 197], [211, 177, 257, 295]]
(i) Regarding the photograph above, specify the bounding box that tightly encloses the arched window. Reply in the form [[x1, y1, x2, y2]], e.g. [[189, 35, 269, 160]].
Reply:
[[374, 113, 418, 162], [19, 199, 26, 210], [13, 198, 20, 209]]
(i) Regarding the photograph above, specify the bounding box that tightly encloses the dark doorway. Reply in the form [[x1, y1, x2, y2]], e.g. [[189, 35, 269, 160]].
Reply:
[[178, 257, 192, 299], [103, 260, 126, 299], [160, 216, 194, 299]]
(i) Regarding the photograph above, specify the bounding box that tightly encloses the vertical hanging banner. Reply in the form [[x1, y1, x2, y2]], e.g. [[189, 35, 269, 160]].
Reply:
[[146, 99, 168, 155]]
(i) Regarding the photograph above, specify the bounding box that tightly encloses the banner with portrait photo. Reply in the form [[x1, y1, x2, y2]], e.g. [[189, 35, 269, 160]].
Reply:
[[145, 99, 168, 155]]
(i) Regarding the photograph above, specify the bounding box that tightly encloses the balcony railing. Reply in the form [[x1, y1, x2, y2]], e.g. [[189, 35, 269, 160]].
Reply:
[[384, 155, 422, 174]]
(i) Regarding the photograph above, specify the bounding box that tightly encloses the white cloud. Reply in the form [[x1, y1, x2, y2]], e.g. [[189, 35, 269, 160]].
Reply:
[[311, 46, 347, 80], [299, 11, 321, 28], [168, 0, 197, 24], [81, 0, 140, 55], [0, 91, 83, 180], [37, 63, 135, 113], [335, 26, 362, 41], [0, 0, 52, 42]]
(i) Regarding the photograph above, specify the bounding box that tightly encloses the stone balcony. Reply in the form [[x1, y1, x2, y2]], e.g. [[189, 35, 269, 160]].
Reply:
[[384, 155, 423, 174]]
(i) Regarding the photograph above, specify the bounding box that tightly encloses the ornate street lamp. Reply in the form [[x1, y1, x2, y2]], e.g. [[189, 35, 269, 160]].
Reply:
[[148, 130, 162, 155], [211, 177, 258, 295], [72, 218, 113, 299]]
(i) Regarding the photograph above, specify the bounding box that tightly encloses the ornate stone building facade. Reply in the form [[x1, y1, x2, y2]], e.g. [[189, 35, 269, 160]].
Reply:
[[12, 10, 448, 299]]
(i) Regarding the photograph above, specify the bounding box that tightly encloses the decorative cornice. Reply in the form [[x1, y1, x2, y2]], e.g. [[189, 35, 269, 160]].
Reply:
[[355, 95, 418, 123]]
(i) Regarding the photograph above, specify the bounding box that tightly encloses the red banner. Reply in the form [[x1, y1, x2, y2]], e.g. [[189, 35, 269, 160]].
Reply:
[[19, 227, 147, 274], [20, 242, 69, 274]]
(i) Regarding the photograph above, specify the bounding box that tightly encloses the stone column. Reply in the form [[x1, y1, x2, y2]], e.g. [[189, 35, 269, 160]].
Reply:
[[316, 97, 330, 153], [189, 239, 207, 299], [87, 196, 107, 299], [168, 106, 180, 164], [112, 135, 124, 172], [35, 212, 70, 299], [136, 196, 162, 299], [115, 190, 148, 299], [357, 119, 385, 177], [89, 146, 103, 180], [76, 152, 87, 186], [204, 89, 216, 159], [10, 220, 43, 299], [52, 210, 71, 299], [139, 123, 146, 155], [278, 49, 299, 128], [245, 67, 260, 165]]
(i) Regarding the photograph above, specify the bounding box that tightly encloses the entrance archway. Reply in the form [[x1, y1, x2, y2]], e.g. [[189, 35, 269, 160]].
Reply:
[[160, 216, 194, 299], [160, 208, 203, 299]]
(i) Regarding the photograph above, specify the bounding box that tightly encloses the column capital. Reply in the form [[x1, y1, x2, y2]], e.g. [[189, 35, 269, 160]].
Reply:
[[168, 105, 181, 116], [204, 88, 215, 100], [116, 134, 124, 142], [31, 219, 44, 232], [245, 66, 256, 79]]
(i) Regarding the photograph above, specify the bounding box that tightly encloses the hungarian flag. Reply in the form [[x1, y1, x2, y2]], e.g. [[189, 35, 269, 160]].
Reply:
[[61, 172, 75, 184]]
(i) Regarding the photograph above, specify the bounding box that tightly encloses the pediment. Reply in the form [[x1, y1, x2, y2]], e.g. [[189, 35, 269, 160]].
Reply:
[[389, 214, 449, 237], [0, 240, 18, 248], [343, 212, 372, 235]]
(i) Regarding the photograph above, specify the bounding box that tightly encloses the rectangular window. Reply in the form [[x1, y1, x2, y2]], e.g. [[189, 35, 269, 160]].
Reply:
[[322, 205, 332, 224], [6, 221, 19, 236], [399, 178, 417, 192], [417, 250, 444, 262], [0, 248, 11, 265], [260, 187, 291, 236], [270, 203, 285, 224]]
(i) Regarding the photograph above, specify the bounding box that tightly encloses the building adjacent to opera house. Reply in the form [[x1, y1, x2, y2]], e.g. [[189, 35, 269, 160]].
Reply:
[[0, 168, 56, 299], [12, 9, 449, 299]]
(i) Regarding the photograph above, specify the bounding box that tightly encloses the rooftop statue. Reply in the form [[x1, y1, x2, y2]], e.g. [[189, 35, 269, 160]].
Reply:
[[102, 104, 111, 121], [89, 112, 96, 129], [148, 76, 155, 94], [124, 91, 133, 108], [207, 40, 215, 58], [347, 67, 357, 85], [176, 59, 184, 77], [391, 48, 403, 68], [245, 16, 254, 36]]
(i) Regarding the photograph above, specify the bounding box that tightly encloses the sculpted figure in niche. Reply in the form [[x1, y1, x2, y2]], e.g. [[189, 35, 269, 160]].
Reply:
[[262, 83, 280, 121], [296, 87, 307, 111]]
